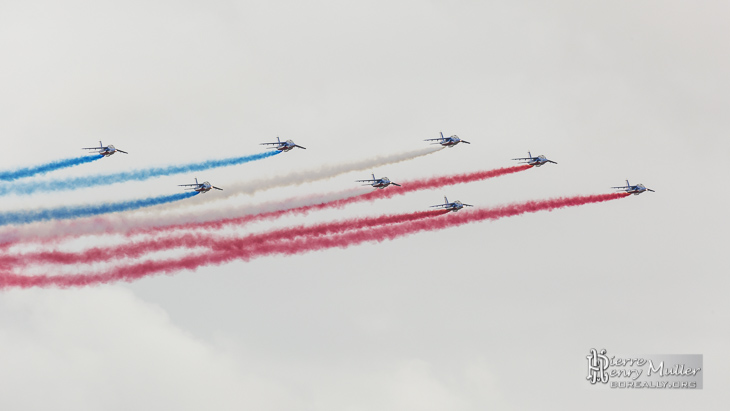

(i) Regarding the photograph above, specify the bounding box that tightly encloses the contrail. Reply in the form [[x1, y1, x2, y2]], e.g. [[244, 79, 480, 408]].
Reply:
[[0, 155, 103, 181], [0, 163, 526, 244], [0, 151, 280, 197], [0, 192, 199, 227], [0, 193, 629, 287], [152, 145, 445, 210]]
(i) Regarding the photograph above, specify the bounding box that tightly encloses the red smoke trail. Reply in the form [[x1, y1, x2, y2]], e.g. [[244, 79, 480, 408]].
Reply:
[[255, 164, 534, 216], [2, 210, 450, 268], [0, 165, 532, 247], [0, 209, 450, 287], [126, 164, 534, 235], [0, 193, 628, 288]]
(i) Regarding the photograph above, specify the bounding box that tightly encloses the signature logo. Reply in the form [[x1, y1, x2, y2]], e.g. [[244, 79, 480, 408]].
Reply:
[[586, 348, 610, 384]]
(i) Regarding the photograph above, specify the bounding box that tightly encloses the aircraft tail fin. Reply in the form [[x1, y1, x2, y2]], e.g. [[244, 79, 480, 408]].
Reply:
[[444, 196, 448, 204]]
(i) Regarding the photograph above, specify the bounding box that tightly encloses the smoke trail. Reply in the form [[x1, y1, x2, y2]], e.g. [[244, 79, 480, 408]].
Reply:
[[132, 164, 534, 234], [0, 187, 371, 244], [0, 192, 199, 227], [152, 145, 445, 210], [0, 193, 628, 287], [258, 164, 534, 217], [0, 155, 103, 181], [0, 163, 526, 244], [3, 210, 448, 267], [0, 151, 280, 197], [0, 164, 529, 244]]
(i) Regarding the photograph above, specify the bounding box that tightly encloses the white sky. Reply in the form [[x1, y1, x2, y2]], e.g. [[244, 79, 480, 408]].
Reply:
[[1, 1, 728, 409]]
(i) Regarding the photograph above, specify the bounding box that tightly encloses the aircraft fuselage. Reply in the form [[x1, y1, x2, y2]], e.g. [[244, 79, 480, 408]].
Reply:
[[440, 138, 461, 147]]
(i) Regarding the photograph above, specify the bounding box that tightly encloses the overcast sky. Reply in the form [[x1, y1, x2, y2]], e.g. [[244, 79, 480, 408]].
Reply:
[[1, 1, 729, 409]]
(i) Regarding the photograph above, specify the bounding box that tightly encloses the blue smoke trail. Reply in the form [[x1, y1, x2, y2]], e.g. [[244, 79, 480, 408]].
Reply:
[[0, 191, 199, 226], [0, 155, 104, 182], [0, 150, 281, 197]]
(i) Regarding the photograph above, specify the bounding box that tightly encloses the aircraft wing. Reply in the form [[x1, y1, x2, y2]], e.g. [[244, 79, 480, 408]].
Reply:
[[212, 186, 223, 190], [430, 204, 448, 208], [259, 142, 281, 145], [546, 160, 557, 164], [178, 183, 200, 187], [460, 140, 471, 144], [117, 149, 129, 154], [82, 147, 102, 150], [646, 188, 655, 192], [294, 145, 306, 149], [390, 183, 401, 187], [611, 185, 630, 189], [355, 179, 378, 182], [463, 204, 474, 207], [423, 138, 444, 141]]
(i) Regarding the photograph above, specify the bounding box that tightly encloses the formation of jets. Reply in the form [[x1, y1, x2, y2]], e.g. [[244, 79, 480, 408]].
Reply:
[[357, 174, 401, 189], [178, 178, 223, 194], [424, 132, 470, 147], [430, 196, 473, 212], [612, 180, 655, 195], [512, 151, 557, 167], [82, 141, 128, 156], [260, 137, 306, 152], [82, 134, 654, 203]]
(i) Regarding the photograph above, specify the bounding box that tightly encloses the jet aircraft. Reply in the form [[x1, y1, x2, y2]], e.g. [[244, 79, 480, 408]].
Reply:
[[260, 137, 306, 151], [612, 180, 655, 195], [424, 132, 470, 147], [179, 178, 223, 193], [511, 151, 557, 167], [356, 174, 401, 189], [82, 141, 128, 156], [430, 196, 473, 212]]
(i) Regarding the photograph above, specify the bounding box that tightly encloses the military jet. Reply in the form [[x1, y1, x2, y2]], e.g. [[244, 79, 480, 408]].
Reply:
[[512, 151, 557, 167], [260, 137, 306, 152], [430, 196, 473, 212], [356, 173, 401, 189], [612, 180, 655, 195], [82, 141, 128, 156], [179, 178, 223, 194], [424, 132, 470, 147]]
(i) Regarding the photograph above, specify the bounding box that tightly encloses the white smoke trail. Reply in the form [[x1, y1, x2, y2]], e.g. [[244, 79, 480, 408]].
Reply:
[[0, 146, 441, 244], [0, 187, 372, 245], [152, 145, 444, 211]]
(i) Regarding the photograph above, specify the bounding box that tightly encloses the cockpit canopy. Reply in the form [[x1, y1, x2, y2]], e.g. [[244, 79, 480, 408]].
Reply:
[[285, 139, 294, 144], [107, 145, 115, 150]]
